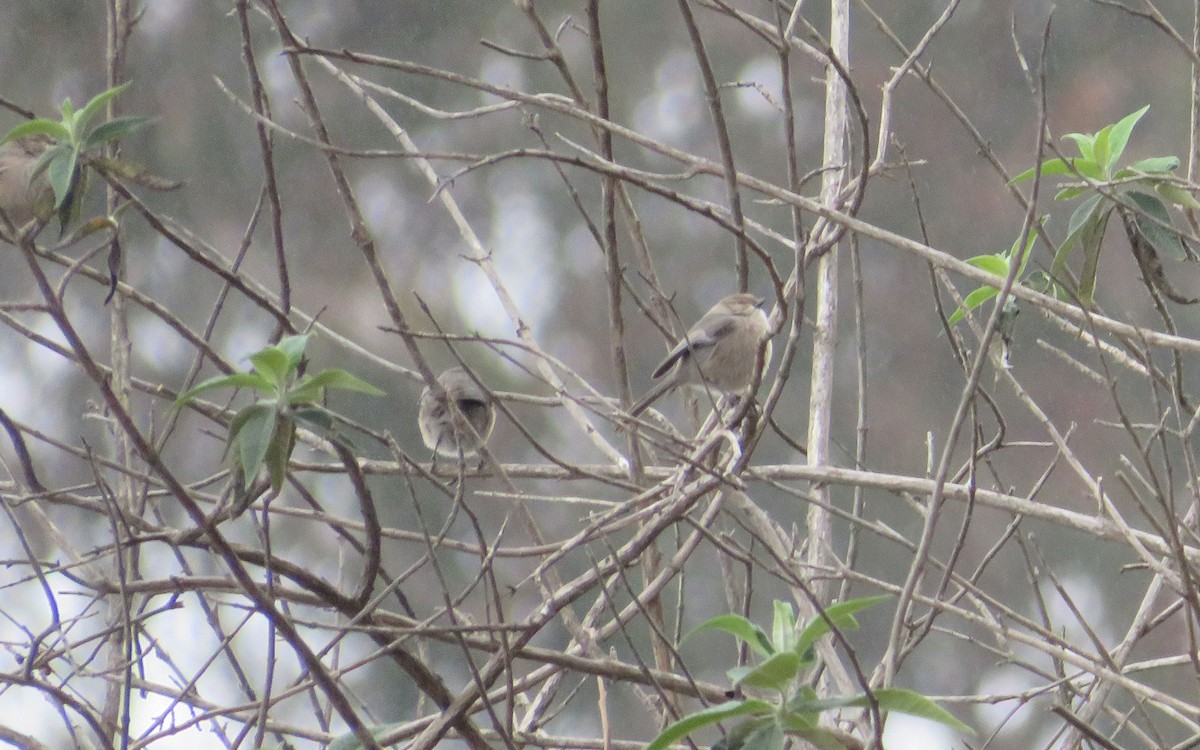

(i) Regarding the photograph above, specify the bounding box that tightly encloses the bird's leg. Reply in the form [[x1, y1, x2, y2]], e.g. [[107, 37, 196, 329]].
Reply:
[[718, 393, 742, 423], [720, 393, 760, 434], [741, 398, 762, 436], [448, 446, 469, 489]]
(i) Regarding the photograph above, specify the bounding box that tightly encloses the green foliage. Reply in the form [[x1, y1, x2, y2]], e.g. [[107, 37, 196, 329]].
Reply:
[[173, 333, 384, 495], [948, 223, 1037, 325], [646, 701, 775, 750], [793, 595, 891, 662], [647, 596, 971, 750], [1010, 106, 1196, 305], [0, 82, 156, 230]]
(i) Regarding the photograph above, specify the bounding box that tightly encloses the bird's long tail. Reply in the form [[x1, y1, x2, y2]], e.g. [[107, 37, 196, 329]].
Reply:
[[629, 378, 676, 417]]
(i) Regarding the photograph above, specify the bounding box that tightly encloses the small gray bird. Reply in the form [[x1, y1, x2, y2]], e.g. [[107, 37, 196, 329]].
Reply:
[[991, 298, 1020, 369], [418, 366, 496, 461], [0, 135, 53, 236], [630, 293, 773, 416]]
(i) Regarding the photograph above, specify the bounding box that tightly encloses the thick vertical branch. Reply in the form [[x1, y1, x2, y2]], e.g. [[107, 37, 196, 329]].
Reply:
[[102, 2, 137, 744], [805, 0, 850, 606]]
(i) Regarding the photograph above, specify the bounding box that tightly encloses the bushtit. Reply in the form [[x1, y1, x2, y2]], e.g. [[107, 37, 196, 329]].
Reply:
[[991, 298, 1020, 369], [0, 135, 53, 235], [630, 293, 772, 416], [418, 366, 496, 461]]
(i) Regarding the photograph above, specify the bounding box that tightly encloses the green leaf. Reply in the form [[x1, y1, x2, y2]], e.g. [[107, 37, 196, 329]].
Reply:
[[1013, 155, 1100, 188], [794, 596, 890, 660], [1063, 132, 1095, 161], [1156, 182, 1200, 212], [1076, 202, 1112, 304], [1010, 157, 1078, 184], [779, 723, 850, 750], [1124, 155, 1179, 175], [291, 406, 334, 428], [1065, 193, 1105, 244], [873, 688, 975, 734], [294, 368, 385, 397], [735, 651, 802, 693], [235, 405, 277, 486], [778, 713, 852, 750], [727, 665, 754, 684], [792, 689, 973, 735], [1, 119, 71, 144], [46, 147, 79, 210], [786, 684, 821, 723], [741, 722, 784, 750], [1049, 203, 1089, 294], [75, 82, 132, 133], [250, 346, 292, 384], [1070, 158, 1104, 182], [1010, 156, 1099, 186], [291, 406, 343, 444], [946, 230, 1041, 327], [1054, 185, 1092, 201], [1126, 190, 1186, 261], [84, 115, 156, 149], [712, 718, 775, 750], [29, 142, 67, 182], [1092, 123, 1113, 174], [58, 165, 87, 229], [1025, 270, 1054, 295], [59, 97, 75, 127], [772, 600, 796, 653], [227, 402, 273, 445], [645, 700, 774, 750], [1105, 105, 1149, 169], [276, 333, 311, 369], [1009, 221, 1040, 277], [686, 613, 774, 656], [965, 254, 1009, 277], [1053, 194, 1109, 303], [284, 381, 325, 406], [90, 155, 180, 190], [172, 371, 276, 408], [263, 419, 296, 491], [947, 286, 998, 325]]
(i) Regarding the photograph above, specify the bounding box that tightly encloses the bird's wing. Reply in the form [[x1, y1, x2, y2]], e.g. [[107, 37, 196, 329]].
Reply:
[[650, 317, 734, 379]]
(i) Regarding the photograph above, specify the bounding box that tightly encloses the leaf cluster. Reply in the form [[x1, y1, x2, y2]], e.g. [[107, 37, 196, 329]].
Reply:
[[0, 82, 155, 230], [952, 105, 1200, 328], [172, 334, 384, 495], [1013, 106, 1196, 305], [645, 597, 972, 750], [948, 223, 1037, 326]]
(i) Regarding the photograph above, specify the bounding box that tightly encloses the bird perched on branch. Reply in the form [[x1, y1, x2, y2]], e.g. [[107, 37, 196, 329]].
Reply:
[[0, 135, 53, 237], [630, 293, 773, 417], [418, 366, 496, 463]]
